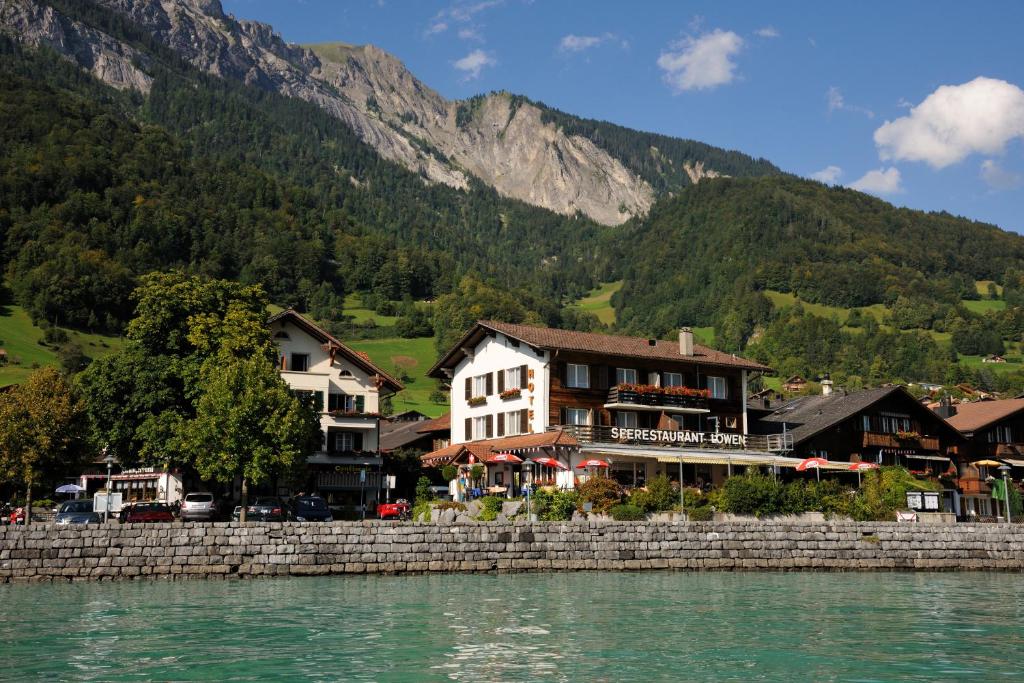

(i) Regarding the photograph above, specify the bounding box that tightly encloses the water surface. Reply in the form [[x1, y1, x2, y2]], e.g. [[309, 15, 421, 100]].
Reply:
[[1, 572, 1023, 681]]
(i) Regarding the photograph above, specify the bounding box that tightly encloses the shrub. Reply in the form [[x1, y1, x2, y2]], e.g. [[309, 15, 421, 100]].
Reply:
[[609, 503, 646, 521], [414, 476, 434, 504], [441, 465, 458, 482], [721, 469, 782, 517], [576, 476, 622, 514], [434, 501, 467, 512], [850, 466, 943, 521], [629, 475, 678, 513], [469, 464, 485, 482], [686, 505, 713, 521], [532, 488, 579, 521], [412, 500, 432, 522], [478, 495, 504, 521]]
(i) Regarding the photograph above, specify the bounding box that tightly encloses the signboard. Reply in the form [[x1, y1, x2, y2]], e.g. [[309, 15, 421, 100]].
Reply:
[[905, 491, 923, 510], [609, 427, 748, 448], [93, 492, 123, 514], [359, 468, 367, 483], [383, 475, 396, 490], [923, 492, 940, 511]]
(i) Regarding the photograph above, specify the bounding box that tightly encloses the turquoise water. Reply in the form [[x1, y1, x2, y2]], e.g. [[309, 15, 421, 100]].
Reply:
[[1, 572, 1023, 681]]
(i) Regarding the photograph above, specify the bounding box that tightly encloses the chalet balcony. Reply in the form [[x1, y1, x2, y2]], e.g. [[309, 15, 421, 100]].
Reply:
[[604, 385, 710, 413], [958, 478, 992, 496], [861, 431, 940, 451], [553, 424, 794, 453]]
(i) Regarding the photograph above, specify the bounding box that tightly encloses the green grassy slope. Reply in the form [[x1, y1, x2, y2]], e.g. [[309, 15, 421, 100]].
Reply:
[[0, 305, 123, 386], [349, 336, 446, 417], [342, 294, 399, 326], [568, 281, 621, 325]]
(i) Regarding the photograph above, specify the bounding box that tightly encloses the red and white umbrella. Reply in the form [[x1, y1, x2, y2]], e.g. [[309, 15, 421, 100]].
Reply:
[[575, 459, 610, 469], [531, 457, 569, 470], [848, 462, 879, 471], [796, 456, 829, 481], [488, 453, 523, 464]]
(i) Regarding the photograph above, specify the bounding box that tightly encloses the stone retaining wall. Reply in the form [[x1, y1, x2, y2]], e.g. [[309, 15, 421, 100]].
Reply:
[[2, 521, 1023, 583]]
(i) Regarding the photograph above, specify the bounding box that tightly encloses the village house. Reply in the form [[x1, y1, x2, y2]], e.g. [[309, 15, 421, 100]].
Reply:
[[422, 321, 796, 495], [268, 310, 403, 509]]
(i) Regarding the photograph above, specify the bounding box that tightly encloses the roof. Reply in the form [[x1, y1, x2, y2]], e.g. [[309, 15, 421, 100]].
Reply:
[[267, 309, 403, 393], [379, 420, 433, 452], [429, 320, 771, 377], [946, 399, 1024, 434], [421, 430, 578, 466], [416, 412, 451, 433], [760, 386, 962, 446]]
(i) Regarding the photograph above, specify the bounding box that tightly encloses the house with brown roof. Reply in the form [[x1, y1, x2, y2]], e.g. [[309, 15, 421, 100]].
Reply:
[[425, 321, 792, 495], [268, 309, 404, 509], [782, 375, 808, 393]]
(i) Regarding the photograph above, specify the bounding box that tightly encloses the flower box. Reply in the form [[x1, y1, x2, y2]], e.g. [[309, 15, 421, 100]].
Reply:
[[499, 388, 522, 400], [467, 396, 487, 407]]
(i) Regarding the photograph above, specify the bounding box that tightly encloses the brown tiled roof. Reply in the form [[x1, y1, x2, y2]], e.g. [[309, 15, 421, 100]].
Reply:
[[267, 309, 403, 393], [946, 399, 1024, 433], [421, 430, 578, 466], [430, 320, 770, 376], [416, 412, 451, 433]]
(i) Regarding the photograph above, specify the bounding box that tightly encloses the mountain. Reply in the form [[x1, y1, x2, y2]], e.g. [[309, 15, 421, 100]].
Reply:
[[2, 0, 776, 225]]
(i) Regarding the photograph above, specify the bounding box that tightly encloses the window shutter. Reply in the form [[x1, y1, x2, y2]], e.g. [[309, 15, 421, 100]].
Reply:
[[520, 409, 529, 433], [486, 414, 494, 438], [561, 362, 568, 386], [596, 366, 609, 390], [559, 407, 567, 425], [486, 373, 494, 396], [497, 369, 505, 394], [465, 377, 472, 400], [519, 365, 528, 389], [315, 391, 324, 412], [497, 413, 505, 437], [465, 417, 472, 441], [355, 395, 365, 413], [353, 432, 363, 451]]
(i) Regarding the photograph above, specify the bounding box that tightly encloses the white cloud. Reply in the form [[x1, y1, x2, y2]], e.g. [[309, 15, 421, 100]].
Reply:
[[755, 26, 779, 38], [810, 165, 843, 184], [980, 159, 1023, 190], [874, 77, 1024, 169], [458, 27, 483, 41], [453, 49, 495, 80], [558, 32, 622, 54], [849, 167, 903, 195], [826, 86, 874, 118], [657, 29, 744, 93], [424, 21, 448, 36], [426, 0, 503, 37]]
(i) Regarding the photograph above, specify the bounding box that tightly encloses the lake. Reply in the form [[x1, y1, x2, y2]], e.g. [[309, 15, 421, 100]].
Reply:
[[1, 572, 1023, 681]]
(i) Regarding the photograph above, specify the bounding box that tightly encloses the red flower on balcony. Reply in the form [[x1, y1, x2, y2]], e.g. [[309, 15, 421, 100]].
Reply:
[[499, 388, 522, 400], [467, 396, 487, 407]]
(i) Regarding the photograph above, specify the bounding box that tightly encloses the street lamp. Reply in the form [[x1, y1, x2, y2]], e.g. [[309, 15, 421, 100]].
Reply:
[[103, 448, 117, 523], [998, 464, 1013, 524]]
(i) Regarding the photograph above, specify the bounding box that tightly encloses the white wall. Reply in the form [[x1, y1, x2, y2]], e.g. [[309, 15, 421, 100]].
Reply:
[[450, 333, 550, 443]]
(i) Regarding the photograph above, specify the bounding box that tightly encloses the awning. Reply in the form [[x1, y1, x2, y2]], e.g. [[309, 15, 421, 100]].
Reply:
[[586, 446, 850, 470], [903, 454, 949, 462], [1000, 458, 1024, 467], [111, 472, 164, 481]]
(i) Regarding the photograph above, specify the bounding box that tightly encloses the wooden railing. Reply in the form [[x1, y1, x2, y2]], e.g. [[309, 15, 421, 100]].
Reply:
[[605, 386, 709, 411], [551, 425, 794, 453], [861, 432, 940, 451], [316, 471, 381, 489]]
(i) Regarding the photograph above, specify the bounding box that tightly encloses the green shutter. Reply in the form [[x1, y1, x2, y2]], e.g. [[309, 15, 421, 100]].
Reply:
[[355, 395, 365, 413]]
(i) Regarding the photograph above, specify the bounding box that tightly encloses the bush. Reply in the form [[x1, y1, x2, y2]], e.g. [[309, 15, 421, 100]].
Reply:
[[532, 488, 579, 521], [412, 500, 432, 522], [686, 505, 713, 521], [441, 465, 458, 482], [434, 501, 466, 512], [609, 503, 646, 521], [721, 469, 782, 517], [478, 495, 504, 521], [414, 476, 434, 504], [629, 475, 678, 513], [850, 466, 943, 521], [576, 476, 622, 514]]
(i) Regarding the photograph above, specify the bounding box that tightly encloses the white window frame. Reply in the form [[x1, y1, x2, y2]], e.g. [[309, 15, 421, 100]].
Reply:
[[505, 410, 523, 436], [505, 367, 521, 389], [663, 372, 683, 387], [616, 367, 638, 385], [473, 416, 488, 439], [566, 363, 590, 389], [472, 374, 488, 398], [708, 376, 727, 399], [331, 432, 354, 452], [565, 408, 591, 426], [616, 411, 638, 428]]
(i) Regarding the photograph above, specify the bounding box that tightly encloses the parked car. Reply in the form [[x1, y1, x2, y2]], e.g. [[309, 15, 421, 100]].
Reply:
[[429, 485, 453, 501], [9, 507, 25, 525], [123, 502, 174, 523], [290, 495, 333, 522], [180, 492, 218, 522], [378, 499, 411, 520], [233, 497, 289, 522], [55, 500, 101, 525]]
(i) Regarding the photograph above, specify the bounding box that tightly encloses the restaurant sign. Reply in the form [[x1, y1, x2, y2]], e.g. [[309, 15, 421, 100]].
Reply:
[[609, 427, 748, 448]]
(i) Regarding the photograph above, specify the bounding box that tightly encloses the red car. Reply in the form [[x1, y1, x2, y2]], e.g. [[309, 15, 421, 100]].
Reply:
[[8, 507, 25, 525], [378, 500, 411, 520], [123, 502, 174, 523]]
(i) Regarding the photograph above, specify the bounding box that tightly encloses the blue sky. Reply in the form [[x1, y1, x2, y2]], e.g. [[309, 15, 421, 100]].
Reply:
[[223, 0, 1024, 233]]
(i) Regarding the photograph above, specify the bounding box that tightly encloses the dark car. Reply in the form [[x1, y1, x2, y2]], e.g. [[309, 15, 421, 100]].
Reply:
[[123, 502, 174, 523], [290, 495, 333, 522], [55, 499, 101, 525], [232, 497, 289, 522]]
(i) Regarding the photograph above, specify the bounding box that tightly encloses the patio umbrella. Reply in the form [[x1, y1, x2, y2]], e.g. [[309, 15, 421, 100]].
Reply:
[[532, 457, 568, 470], [488, 453, 523, 464], [848, 461, 879, 485], [55, 484, 85, 494], [796, 457, 829, 481], [575, 459, 610, 469], [972, 459, 1003, 467]]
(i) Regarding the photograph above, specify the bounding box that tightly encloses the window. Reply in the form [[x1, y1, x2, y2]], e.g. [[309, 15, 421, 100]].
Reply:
[[566, 363, 590, 388], [339, 369, 353, 377], [328, 393, 365, 413], [616, 411, 638, 428], [565, 408, 590, 426], [473, 374, 488, 398], [862, 415, 871, 432], [473, 416, 489, 439], [294, 390, 324, 412], [273, 331, 290, 340], [663, 372, 683, 387], [328, 431, 355, 452], [616, 367, 638, 385], [707, 376, 727, 399], [504, 366, 521, 389], [505, 410, 523, 436], [879, 412, 911, 434], [290, 353, 310, 372]]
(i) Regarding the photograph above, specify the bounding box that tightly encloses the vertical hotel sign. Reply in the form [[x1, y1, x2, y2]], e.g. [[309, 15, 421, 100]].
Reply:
[[527, 368, 535, 433]]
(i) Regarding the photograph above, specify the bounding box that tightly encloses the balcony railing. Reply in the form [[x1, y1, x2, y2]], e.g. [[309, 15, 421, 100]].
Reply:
[[605, 386, 710, 412], [317, 471, 382, 490], [552, 425, 793, 453], [862, 432, 940, 451]]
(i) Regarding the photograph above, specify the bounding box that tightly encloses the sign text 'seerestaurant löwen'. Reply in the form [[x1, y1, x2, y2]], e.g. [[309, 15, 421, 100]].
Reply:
[[609, 427, 748, 448]]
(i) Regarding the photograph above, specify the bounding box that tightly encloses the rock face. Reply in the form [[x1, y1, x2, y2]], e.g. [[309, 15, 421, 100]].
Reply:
[[0, 0, 663, 224]]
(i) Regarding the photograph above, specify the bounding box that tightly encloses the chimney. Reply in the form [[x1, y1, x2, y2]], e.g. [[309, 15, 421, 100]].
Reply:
[[679, 327, 694, 356], [821, 377, 834, 397]]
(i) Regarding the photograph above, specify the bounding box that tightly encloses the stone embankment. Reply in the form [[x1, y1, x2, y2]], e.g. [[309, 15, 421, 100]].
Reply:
[[1, 521, 1023, 583]]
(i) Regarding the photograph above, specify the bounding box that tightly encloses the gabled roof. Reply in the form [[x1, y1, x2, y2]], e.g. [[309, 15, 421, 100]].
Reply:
[[759, 385, 962, 446], [946, 399, 1024, 434], [379, 420, 432, 452], [421, 430, 578, 466], [416, 412, 451, 434], [267, 309, 403, 393], [429, 320, 770, 377]]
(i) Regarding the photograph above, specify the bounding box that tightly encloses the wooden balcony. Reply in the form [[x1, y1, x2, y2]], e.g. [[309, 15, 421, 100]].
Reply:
[[861, 432, 940, 451], [605, 386, 710, 413], [958, 478, 991, 496]]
